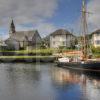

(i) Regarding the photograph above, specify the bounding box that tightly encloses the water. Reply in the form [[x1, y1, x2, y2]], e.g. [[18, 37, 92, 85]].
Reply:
[[0, 63, 100, 100]]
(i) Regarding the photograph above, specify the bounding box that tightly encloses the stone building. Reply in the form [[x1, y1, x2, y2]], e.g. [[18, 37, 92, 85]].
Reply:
[[5, 20, 42, 50]]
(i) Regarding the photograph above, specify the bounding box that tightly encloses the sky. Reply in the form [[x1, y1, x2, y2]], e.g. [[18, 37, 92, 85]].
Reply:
[[0, 0, 99, 39]]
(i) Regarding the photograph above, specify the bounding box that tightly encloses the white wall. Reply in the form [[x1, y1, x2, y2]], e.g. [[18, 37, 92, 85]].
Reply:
[[50, 34, 73, 48], [92, 34, 100, 47]]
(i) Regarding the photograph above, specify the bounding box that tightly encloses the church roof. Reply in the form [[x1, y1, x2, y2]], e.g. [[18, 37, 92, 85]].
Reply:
[[10, 30, 39, 41]]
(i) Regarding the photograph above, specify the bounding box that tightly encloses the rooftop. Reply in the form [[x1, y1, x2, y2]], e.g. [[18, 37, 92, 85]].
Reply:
[[91, 29, 100, 35], [50, 29, 73, 36]]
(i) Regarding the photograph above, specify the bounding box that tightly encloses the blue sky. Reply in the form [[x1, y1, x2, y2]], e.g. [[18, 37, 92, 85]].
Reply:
[[49, 0, 82, 26], [0, 0, 99, 39]]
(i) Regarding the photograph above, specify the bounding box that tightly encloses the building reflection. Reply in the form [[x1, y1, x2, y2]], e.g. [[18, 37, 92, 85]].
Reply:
[[52, 67, 100, 87], [51, 68, 87, 85], [51, 67, 100, 100]]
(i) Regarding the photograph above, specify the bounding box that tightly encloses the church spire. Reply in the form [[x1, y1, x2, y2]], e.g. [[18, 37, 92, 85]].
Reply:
[[10, 19, 16, 33]]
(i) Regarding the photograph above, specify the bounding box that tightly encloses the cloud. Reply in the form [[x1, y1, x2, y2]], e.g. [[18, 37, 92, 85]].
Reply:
[[0, 0, 58, 27], [35, 22, 57, 37], [16, 22, 57, 37], [69, 0, 100, 35], [0, 0, 59, 38], [1, 21, 57, 39], [87, 0, 100, 31], [0, 0, 58, 24]]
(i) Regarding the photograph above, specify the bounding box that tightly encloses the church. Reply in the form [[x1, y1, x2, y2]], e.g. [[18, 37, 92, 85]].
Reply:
[[5, 20, 42, 50]]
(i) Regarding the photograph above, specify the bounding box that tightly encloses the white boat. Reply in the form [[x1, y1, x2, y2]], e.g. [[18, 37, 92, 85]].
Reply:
[[58, 57, 70, 63]]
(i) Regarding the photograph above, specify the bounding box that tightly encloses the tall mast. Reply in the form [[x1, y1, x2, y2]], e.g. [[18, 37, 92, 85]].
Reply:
[[81, 0, 89, 60]]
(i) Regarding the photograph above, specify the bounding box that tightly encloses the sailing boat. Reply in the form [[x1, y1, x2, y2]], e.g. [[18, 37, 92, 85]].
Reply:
[[56, 0, 100, 71]]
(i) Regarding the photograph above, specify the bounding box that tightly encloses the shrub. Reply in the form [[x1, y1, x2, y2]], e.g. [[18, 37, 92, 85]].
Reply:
[[91, 47, 100, 54]]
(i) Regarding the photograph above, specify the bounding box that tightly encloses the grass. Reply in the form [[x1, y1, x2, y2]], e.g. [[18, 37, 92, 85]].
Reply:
[[0, 48, 99, 58], [91, 47, 100, 58], [0, 55, 55, 59], [93, 53, 100, 58], [0, 49, 54, 56], [0, 49, 53, 52]]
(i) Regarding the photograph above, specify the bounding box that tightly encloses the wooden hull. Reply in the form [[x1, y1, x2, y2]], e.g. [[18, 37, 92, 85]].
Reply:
[[56, 61, 100, 72]]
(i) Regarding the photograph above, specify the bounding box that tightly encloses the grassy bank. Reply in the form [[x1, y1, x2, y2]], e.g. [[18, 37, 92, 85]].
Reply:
[[0, 48, 99, 59], [0, 55, 56, 63], [93, 54, 100, 58], [0, 49, 56, 62], [0, 55, 54, 59], [0, 49, 54, 56]]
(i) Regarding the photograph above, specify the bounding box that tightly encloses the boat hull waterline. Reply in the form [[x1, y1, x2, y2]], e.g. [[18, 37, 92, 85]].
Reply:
[[56, 61, 100, 72]]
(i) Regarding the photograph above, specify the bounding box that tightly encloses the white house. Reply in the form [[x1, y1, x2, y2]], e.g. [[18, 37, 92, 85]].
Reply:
[[50, 29, 76, 48], [91, 30, 100, 48]]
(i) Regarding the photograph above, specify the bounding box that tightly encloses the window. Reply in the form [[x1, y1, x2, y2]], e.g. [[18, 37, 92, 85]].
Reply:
[[53, 36, 55, 38], [53, 41, 55, 45], [96, 33, 100, 36], [95, 40, 100, 45], [62, 41, 66, 45]]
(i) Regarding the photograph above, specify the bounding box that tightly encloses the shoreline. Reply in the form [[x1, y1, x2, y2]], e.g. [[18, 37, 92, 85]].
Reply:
[[0, 56, 56, 63]]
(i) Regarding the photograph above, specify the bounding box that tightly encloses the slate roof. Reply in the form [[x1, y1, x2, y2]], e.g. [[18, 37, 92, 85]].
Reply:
[[9, 30, 39, 41], [50, 29, 73, 36], [91, 29, 100, 35]]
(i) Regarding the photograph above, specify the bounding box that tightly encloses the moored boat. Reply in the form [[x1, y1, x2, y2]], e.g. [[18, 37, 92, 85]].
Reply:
[[56, 61, 100, 71], [56, 0, 100, 72]]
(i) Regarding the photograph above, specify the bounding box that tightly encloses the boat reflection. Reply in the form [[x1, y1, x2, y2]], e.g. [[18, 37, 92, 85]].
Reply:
[[52, 67, 100, 87], [51, 67, 100, 100]]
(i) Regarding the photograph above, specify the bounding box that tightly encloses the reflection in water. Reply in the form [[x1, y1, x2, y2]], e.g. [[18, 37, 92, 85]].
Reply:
[[0, 63, 100, 100], [52, 68, 87, 85], [51, 67, 100, 100]]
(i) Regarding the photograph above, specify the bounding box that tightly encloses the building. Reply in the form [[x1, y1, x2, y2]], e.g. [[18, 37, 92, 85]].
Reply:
[[5, 20, 42, 50], [49, 29, 76, 48], [91, 30, 100, 48]]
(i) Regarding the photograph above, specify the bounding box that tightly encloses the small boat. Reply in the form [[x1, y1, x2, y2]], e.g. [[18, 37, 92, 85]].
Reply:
[[56, 0, 100, 72]]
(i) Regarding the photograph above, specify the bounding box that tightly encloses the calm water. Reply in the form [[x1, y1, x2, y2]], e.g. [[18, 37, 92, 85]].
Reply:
[[0, 63, 100, 100]]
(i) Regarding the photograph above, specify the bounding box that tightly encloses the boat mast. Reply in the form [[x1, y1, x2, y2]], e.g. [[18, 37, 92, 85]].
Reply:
[[81, 0, 89, 60]]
